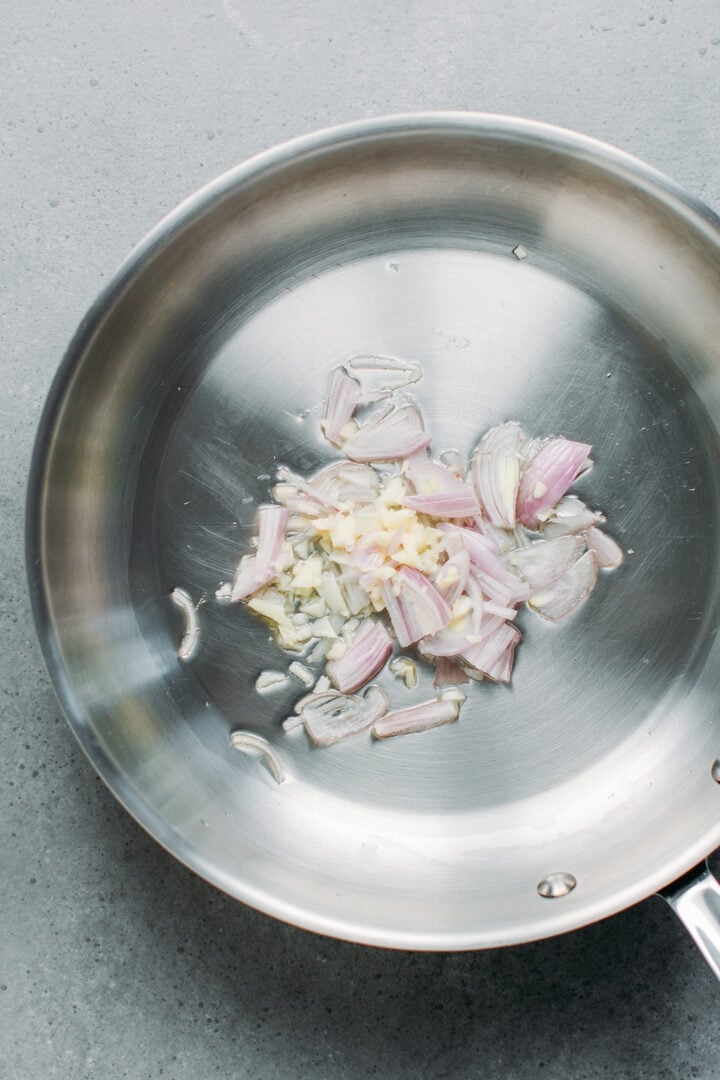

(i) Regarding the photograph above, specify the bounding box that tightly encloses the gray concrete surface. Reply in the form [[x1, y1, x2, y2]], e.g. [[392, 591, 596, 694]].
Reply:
[[3, 1, 720, 1077]]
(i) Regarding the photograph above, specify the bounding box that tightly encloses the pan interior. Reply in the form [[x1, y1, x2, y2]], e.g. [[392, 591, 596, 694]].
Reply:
[[34, 120, 720, 947], [147, 248, 717, 813]]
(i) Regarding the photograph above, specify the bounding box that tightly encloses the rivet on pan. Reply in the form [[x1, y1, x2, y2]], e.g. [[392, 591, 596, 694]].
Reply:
[[711, 759, 720, 783], [537, 872, 577, 899]]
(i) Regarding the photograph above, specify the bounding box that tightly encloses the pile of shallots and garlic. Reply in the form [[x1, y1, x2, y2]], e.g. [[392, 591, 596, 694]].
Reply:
[[218, 357, 623, 746]]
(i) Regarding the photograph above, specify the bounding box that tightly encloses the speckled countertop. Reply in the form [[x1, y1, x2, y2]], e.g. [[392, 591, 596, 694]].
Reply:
[[3, 2, 720, 1077]]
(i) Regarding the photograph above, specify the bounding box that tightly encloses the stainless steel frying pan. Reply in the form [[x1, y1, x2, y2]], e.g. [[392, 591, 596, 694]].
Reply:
[[27, 114, 720, 976]]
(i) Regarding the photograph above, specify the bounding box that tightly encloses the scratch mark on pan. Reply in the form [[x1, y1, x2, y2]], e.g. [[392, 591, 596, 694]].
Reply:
[[180, 523, 247, 542]]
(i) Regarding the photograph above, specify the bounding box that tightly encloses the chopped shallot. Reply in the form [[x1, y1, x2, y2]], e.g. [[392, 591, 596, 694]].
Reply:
[[462, 621, 521, 680], [277, 461, 379, 509], [472, 422, 523, 528], [255, 505, 289, 574], [517, 438, 592, 527], [321, 366, 363, 446], [255, 669, 289, 692], [584, 526, 624, 570], [434, 549, 471, 605], [341, 401, 430, 462], [405, 450, 475, 499], [231, 505, 288, 601], [389, 655, 418, 688], [439, 687, 467, 704], [348, 354, 423, 391], [325, 618, 393, 693], [405, 489, 479, 518], [170, 587, 200, 661], [483, 600, 518, 620], [469, 564, 529, 608], [381, 567, 451, 647], [481, 629, 521, 683], [439, 449, 466, 478], [230, 731, 286, 783], [220, 357, 623, 744], [529, 550, 598, 621], [433, 656, 469, 687], [229, 555, 266, 603], [419, 578, 483, 658], [288, 661, 315, 687], [542, 494, 604, 539], [449, 526, 510, 578], [307, 461, 380, 505], [297, 685, 388, 745], [372, 696, 460, 739], [509, 535, 585, 590]]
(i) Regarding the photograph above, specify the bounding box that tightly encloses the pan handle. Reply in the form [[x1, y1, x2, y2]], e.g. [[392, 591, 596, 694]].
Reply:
[[661, 861, 720, 982]]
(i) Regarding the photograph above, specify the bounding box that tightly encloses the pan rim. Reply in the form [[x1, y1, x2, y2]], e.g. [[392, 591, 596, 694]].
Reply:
[[25, 111, 720, 950]]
